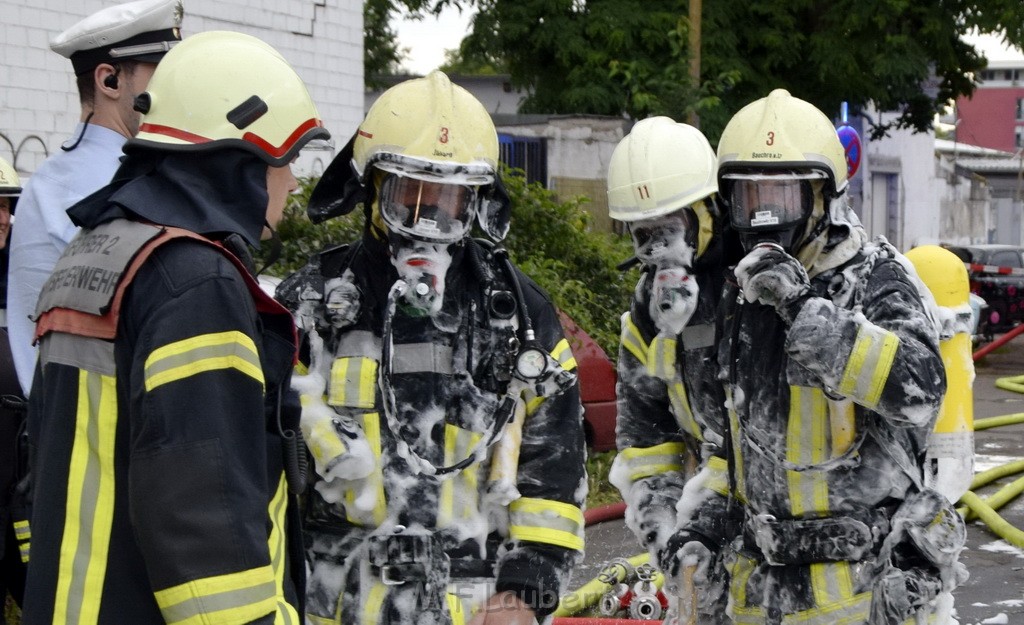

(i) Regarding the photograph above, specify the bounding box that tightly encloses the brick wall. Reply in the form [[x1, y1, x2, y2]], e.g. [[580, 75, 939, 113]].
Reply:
[[0, 0, 363, 179]]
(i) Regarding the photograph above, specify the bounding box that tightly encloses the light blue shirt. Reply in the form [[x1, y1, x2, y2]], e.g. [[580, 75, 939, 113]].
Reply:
[[7, 123, 127, 394]]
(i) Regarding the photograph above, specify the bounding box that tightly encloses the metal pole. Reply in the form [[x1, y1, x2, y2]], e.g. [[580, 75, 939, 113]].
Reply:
[[687, 0, 702, 128]]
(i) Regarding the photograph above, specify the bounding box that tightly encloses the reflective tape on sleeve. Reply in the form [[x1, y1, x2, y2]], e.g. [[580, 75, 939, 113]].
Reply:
[[154, 565, 278, 625], [838, 324, 899, 408], [616, 441, 686, 482], [144, 331, 264, 392], [509, 497, 584, 551], [621, 314, 649, 367]]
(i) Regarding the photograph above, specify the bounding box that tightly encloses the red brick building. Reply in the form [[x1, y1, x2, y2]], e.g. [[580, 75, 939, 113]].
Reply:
[[956, 34, 1024, 153]]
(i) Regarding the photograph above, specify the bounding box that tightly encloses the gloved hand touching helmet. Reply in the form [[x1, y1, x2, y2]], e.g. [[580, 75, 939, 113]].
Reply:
[[734, 243, 811, 323]]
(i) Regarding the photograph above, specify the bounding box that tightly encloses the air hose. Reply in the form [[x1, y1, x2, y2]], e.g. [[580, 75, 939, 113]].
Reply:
[[954, 375, 1024, 548]]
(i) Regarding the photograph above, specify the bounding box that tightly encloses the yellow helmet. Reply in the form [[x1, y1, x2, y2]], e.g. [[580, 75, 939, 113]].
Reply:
[[607, 117, 718, 259], [717, 89, 846, 193], [717, 89, 845, 252], [129, 31, 329, 166], [308, 71, 511, 241], [0, 157, 20, 212]]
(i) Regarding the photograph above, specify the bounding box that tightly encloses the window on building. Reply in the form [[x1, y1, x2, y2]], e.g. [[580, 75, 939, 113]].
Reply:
[[980, 70, 994, 82], [498, 134, 548, 187], [1018, 98, 1024, 121], [1016, 127, 1024, 149]]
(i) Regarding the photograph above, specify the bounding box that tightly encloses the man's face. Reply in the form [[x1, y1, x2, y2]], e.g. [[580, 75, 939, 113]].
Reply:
[[264, 164, 298, 239], [121, 62, 158, 137], [0, 198, 11, 249]]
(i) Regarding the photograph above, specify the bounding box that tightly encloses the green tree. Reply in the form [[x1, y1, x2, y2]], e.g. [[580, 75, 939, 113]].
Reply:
[[399, 0, 1024, 140]]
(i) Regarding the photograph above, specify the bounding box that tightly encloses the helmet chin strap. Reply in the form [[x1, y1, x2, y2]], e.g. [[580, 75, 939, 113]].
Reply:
[[255, 219, 283, 276]]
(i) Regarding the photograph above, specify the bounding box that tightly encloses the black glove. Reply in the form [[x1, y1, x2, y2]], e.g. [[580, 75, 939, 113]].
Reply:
[[734, 243, 811, 323], [656, 530, 716, 581]]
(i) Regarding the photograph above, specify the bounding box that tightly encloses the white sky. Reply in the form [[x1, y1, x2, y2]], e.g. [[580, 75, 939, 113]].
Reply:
[[394, 6, 474, 75]]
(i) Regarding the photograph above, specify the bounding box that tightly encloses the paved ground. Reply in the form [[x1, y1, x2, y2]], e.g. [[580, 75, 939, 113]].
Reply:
[[578, 337, 1024, 625]]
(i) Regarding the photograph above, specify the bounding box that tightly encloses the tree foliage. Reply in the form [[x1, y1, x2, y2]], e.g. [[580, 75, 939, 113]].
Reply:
[[257, 170, 635, 355], [402, 0, 1024, 140]]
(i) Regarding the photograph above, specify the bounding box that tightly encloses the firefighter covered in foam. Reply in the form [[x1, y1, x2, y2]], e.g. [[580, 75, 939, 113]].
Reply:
[[667, 89, 967, 625], [275, 71, 586, 625], [602, 117, 732, 624]]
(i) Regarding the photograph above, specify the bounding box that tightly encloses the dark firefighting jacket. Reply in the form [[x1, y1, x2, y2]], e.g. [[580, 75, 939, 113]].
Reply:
[[21, 152, 305, 625], [276, 234, 586, 624], [682, 238, 956, 625], [612, 264, 726, 561]]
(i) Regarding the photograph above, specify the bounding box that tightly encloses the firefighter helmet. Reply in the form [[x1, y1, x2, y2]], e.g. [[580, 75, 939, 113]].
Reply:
[[717, 89, 845, 252], [128, 30, 329, 166], [308, 71, 511, 241], [0, 157, 21, 213], [607, 117, 718, 259]]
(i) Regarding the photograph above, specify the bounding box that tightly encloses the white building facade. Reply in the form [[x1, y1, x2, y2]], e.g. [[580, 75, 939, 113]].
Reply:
[[0, 0, 364, 180]]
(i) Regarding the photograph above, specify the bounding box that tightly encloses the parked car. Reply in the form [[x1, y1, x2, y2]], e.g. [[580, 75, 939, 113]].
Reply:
[[942, 244, 1024, 336]]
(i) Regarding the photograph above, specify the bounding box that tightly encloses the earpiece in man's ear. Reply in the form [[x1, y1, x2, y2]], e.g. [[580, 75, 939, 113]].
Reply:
[[104, 74, 118, 89]]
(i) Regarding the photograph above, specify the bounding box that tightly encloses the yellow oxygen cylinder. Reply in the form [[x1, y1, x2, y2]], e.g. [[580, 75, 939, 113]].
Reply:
[[905, 245, 975, 503]]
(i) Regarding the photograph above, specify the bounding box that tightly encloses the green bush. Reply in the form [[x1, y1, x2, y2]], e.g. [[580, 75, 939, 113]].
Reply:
[[258, 169, 636, 356]]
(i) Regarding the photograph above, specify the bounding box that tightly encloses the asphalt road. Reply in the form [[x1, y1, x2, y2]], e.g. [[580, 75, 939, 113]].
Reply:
[[577, 337, 1024, 625]]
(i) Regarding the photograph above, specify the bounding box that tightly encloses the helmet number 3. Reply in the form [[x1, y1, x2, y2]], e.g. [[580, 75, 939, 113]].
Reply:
[[766, 131, 775, 146], [439, 127, 449, 144]]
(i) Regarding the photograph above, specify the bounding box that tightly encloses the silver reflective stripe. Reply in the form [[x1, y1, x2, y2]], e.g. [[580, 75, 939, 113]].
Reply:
[[335, 330, 381, 359], [681, 323, 715, 350], [39, 333, 115, 376], [160, 580, 278, 624], [391, 343, 454, 375]]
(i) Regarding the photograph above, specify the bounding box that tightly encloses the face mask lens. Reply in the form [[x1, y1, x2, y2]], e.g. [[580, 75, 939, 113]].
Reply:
[[725, 174, 817, 232], [379, 175, 477, 242], [629, 209, 695, 262]]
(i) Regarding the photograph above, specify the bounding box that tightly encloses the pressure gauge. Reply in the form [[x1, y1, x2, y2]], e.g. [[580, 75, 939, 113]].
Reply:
[[515, 346, 548, 380]]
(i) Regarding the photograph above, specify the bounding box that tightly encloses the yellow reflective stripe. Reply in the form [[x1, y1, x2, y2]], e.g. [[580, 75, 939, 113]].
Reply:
[[13, 520, 29, 540], [617, 442, 686, 482], [154, 565, 276, 625], [304, 405, 348, 468], [786, 387, 830, 517], [621, 314, 649, 367], [294, 361, 309, 376], [268, 474, 299, 625], [525, 394, 545, 415], [328, 357, 378, 408], [646, 336, 677, 380], [55, 370, 117, 625], [828, 398, 856, 458], [552, 338, 577, 371], [810, 561, 853, 609], [729, 553, 758, 612], [361, 581, 387, 625], [838, 325, 899, 408], [509, 497, 584, 551], [346, 413, 386, 526], [784, 590, 870, 625], [667, 382, 702, 440], [19, 542, 29, 563], [446, 593, 466, 625], [705, 455, 730, 496], [145, 331, 263, 392]]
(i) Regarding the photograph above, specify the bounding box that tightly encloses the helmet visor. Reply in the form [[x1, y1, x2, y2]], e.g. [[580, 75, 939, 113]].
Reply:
[[723, 172, 823, 232], [628, 207, 697, 265], [379, 174, 478, 243]]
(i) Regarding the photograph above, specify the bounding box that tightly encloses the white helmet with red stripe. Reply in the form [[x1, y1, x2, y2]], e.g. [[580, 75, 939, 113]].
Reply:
[[129, 30, 329, 166]]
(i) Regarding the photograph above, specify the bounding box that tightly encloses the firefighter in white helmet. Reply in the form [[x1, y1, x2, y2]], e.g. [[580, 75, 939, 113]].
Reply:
[[275, 70, 585, 625], [23, 31, 329, 624], [668, 89, 966, 624], [603, 117, 731, 623]]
